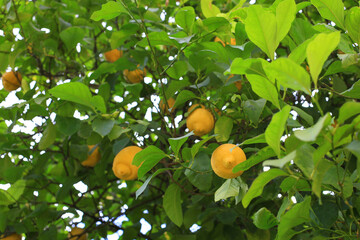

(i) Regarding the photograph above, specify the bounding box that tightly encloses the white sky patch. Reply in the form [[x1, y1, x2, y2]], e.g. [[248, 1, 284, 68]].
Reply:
[[118, 182, 127, 189], [249, 0, 256, 4], [40, 28, 50, 33], [76, 43, 81, 53], [73, 110, 89, 120], [140, 218, 151, 234], [190, 224, 201, 232], [144, 77, 152, 84], [291, 196, 297, 203], [0, 183, 11, 190], [263, 166, 270, 172], [74, 181, 88, 194]]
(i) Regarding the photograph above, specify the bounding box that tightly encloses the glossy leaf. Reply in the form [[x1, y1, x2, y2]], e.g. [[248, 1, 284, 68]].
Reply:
[[306, 32, 341, 87], [244, 5, 277, 60], [133, 146, 167, 179], [215, 116, 233, 142], [311, 0, 345, 29], [294, 113, 331, 142], [246, 74, 280, 109], [90, 1, 128, 21], [242, 169, 288, 208], [252, 207, 278, 230], [265, 105, 291, 157], [163, 184, 183, 227]]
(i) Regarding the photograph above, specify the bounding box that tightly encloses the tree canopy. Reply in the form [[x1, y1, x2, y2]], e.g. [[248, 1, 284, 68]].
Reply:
[[1, 0, 360, 239]]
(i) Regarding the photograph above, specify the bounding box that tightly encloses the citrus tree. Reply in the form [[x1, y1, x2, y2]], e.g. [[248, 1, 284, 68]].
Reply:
[[1, 0, 360, 239]]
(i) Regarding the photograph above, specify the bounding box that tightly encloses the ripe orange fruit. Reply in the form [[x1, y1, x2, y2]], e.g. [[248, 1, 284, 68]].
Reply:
[[0, 233, 22, 240], [160, 98, 176, 113], [81, 145, 100, 167], [211, 144, 247, 179], [112, 146, 142, 180], [123, 67, 147, 84], [214, 37, 236, 46], [2, 71, 22, 91], [68, 227, 87, 240], [104, 49, 123, 63], [186, 104, 215, 137]]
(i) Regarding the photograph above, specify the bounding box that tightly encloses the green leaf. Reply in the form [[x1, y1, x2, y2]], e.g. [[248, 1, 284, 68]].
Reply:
[[137, 31, 179, 47], [59, 27, 85, 50], [169, 132, 193, 157], [133, 146, 167, 179], [276, 196, 311, 240], [108, 126, 131, 141], [240, 134, 267, 145], [265, 105, 291, 157], [166, 61, 188, 79], [268, 58, 311, 95], [173, 90, 197, 109], [136, 168, 168, 199], [163, 184, 183, 227], [339, 53, 359, 68], [214, 116, 233, 142], [185, 152, 213, 191], [38, 122, 56, 150], [338, 102, 360, 124], [92, 119, 115, 137], [306, 31, 341, 87], [341, 80, 360, 99], [346, 141, 360, 179], [291, 106, 314, 126], [345, 7, 360, 45], [233, 146, 276, 173], [275, 0, 296, 43], [90, 95, 106, 113], [294, 113, 331, 142], [312, 158, 333, 198], [191, 135, 215, 159], [263, 151, 296, 168], [294, 144, 314, 178], [244, 5, 277, 60], [243, 99, 266, 124], [242, 169, 288, 208], [175, 7, 195, 33], [311, 0, 345, 29], [288, 38, 313, 64], [230, 58, 268, 77], [214, 178, 240, 202], [56, 116, 81, 136], [252, 207, 278, 230], [7, 180, 26, 201], [201, 0, 221, 18], [246, 74, 280, 109], [49, 82, 92, 108], [90, 1, 128, 21]]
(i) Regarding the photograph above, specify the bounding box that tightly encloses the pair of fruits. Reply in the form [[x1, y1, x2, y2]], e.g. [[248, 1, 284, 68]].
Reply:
[[1, 71, 22, 92], [111, 144, 246, 180], [104, 49, 146, 84], [81, 144, 141, 180]]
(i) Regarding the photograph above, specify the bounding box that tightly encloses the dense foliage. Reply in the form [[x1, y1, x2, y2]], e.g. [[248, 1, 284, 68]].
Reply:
[[1, 0, 360, 239]]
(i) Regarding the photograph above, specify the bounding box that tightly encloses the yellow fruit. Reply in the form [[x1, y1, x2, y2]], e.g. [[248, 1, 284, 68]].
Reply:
[[0, 233, 22, 240], [104, 49, 123, 63], [123, 67, 147, 84], [160, 98, 176, 113], [81, 145, 101, 167], [112, 146, 142, 180], [211, 144, 247, 179], [2, 71, 22, 92], [186, 104, 215, 137], [214, 37, 236, 46], [68, 227, 87, 240]]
